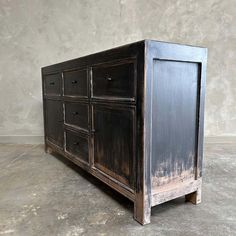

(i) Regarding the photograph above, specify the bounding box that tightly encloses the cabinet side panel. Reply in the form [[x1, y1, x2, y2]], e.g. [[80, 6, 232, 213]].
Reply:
[[151, 60, 200, 188]]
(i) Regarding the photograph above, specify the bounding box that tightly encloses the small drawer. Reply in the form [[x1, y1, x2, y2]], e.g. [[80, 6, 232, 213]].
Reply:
[[66, 130, 89, 163], [44, 73, 61, 96], [92, 61, 135, 100], [64, 68, 88, 97], [65, 102, 89, 131]]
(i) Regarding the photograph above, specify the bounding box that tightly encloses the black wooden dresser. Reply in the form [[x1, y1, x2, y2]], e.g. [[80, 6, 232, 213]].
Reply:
[[42, 40, 207, 225]]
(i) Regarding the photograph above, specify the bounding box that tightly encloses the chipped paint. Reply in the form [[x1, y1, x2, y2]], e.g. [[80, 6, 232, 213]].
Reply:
[[152, 169, 195, 188]]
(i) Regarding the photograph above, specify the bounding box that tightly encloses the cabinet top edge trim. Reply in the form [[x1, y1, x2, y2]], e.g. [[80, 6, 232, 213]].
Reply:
[[42, 56, 138, 76], [42, 40, 206, 74]]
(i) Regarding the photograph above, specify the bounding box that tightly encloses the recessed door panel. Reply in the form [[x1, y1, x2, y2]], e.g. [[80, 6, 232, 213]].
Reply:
[[151, 60, 200, 187], [45, 100, 64, 147], [92, 105, 135, 188]]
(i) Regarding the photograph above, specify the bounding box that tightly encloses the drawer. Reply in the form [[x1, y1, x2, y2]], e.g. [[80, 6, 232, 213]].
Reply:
[[66, 130, 89, 164], [64, 68, 88, 97], [44, 73, 61, 96], [92, 61, 135, 100], [65, 102, 89, 131]]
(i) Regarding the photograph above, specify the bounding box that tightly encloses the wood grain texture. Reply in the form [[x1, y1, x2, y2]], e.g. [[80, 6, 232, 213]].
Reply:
[[65, 101, 89, 131], [92, 60, 135, 101], [92, 104, 135, 188], [44, 73, 62, 96], [152, 178, 202, 206], [45, 99, 64, 148], [63, 68, 88, 98], [151, 60, 200, 187], [65, 129, 89, 164]]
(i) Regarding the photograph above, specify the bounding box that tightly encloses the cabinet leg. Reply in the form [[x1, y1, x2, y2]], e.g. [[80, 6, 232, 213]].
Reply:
[[185, 188, 202, 204], [45, 145, 53, 154], [134, 197, 151, 225]]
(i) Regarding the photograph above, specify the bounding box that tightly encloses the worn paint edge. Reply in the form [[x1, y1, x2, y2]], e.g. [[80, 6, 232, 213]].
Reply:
[[0, 135, 44, 144], [46, 140, 135, 201], [151, 178, 202, 206]]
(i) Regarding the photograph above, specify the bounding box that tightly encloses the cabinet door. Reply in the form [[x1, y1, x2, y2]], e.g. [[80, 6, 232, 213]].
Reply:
[[92, 105, 135, 188], [45, 100, 64, 147]]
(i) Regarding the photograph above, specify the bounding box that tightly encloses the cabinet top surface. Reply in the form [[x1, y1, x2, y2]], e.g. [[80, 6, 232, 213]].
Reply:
[[42, 39, 207, 74]]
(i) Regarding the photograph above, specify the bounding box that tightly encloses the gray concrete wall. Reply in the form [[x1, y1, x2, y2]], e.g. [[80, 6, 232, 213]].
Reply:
[[0, 0, 235, 143]]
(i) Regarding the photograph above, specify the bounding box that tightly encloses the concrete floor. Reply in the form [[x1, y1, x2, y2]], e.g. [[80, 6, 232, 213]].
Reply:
[[0, 143, 235, 236]]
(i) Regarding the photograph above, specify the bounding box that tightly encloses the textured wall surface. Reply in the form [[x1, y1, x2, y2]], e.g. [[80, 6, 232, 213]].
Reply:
[[0, 0, 235, 141]]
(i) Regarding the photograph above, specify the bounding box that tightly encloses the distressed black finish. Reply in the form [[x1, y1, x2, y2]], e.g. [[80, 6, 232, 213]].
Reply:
[[65, 129, 89, 164], [65, 101, 89, 131], [92, 60, 135, 100], [151, 60, 199, 186], [92, 104, 135, 188], [45, 100, 63, 147], [44, 73, 61, 96], [42, 40, 207, 225], [64, 68, 88, 98]]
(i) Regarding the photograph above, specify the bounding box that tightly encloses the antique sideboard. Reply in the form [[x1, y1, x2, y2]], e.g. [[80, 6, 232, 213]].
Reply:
[[42, 40, 207, 225]]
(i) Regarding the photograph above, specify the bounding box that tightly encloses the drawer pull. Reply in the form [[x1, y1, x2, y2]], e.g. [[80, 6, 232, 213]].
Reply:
[[72, 111, 79, 115], [71, 80, 78, 84], [49, 82, 55, 85], [73, 142, 79, 146]]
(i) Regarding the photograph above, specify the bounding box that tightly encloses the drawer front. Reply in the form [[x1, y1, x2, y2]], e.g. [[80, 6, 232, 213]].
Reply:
[[65, 102, 89, 131], [44, 73, 61, 96], [66, 130, 89, 164], [92, 61, 135, 100], [64, 68, 88, 97]]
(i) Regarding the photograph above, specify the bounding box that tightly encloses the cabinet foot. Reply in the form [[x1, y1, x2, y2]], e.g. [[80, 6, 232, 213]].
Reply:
[[45, 146, 53, 154], [134, 199, 151, 225], [185, 188, 202, 205]]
